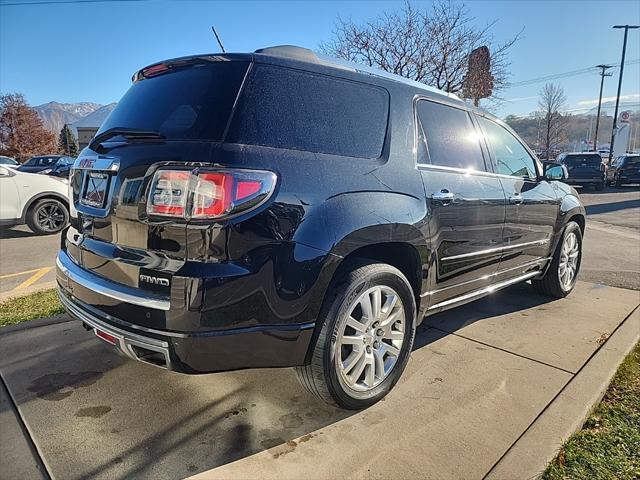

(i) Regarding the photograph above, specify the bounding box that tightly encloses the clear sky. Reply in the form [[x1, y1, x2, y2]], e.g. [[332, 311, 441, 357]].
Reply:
[[1, 0, 639, 118]]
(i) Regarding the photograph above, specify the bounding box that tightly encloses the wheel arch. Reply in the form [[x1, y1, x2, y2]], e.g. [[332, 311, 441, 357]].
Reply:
[[20, 192, 69, 223]]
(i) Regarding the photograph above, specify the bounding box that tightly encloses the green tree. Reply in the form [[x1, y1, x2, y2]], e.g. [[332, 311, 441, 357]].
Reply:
[[58, 124, 78, 156]]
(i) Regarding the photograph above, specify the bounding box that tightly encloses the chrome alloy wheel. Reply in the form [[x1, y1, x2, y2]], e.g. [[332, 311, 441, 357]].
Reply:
[[335, 285, 405, 393], [559, 231, 579, 290], [35, 202, 66, 232]]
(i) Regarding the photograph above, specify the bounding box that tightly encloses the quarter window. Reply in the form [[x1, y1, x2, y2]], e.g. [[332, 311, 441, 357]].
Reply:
[[227, 65, 389, 158], [479, 117, 538, 180], [416, 100, 486, 171]]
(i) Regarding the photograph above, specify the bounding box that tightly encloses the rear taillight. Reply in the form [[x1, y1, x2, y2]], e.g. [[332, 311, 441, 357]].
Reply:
[[147, 168, 277, 221]]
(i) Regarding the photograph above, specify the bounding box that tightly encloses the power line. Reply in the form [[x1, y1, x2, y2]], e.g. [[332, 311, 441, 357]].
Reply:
[[0, 0, 150, 6], [508, 59, 640, 88]]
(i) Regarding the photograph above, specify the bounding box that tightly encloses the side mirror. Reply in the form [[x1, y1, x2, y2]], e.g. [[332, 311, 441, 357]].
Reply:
[[543, 162, 567, 181], [0, 166, 15, 177]]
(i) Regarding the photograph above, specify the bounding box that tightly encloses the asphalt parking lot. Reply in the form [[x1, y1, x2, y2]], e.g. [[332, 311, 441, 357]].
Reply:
[[0, 185, 639, 480]]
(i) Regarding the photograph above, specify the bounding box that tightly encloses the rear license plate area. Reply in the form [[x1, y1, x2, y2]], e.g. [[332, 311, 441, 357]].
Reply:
[[80, 172, 110, 208]]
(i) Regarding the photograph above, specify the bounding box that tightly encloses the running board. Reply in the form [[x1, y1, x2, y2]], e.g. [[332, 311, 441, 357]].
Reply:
[[427, 271, 539, 312]]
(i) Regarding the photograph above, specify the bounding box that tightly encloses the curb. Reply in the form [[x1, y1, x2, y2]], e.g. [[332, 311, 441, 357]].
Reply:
[[485, 303, 640, 479], [0, 314, 71, 336]]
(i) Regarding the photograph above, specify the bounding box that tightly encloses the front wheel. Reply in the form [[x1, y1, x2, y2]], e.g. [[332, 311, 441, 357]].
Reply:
[[532, 221, 582, 298], [296, 261, 416, 410]]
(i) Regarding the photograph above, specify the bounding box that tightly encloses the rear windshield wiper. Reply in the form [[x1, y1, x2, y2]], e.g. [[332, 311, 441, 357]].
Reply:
[[90, 128, 165, 149]]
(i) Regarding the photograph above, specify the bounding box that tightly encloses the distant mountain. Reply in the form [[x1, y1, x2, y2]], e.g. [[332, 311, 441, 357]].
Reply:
[[72, 103, 117, 129], [34, 101, 103, 134]]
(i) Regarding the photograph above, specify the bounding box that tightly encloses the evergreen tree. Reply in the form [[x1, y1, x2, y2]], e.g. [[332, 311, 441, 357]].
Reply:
[[58, 124, 79, 156]]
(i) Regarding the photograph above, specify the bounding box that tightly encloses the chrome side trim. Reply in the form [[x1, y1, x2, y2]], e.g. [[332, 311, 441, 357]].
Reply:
[[422, 257, 550, 297], [441, 239, 550, 262], [427, 271, 538, 311], [56, 251, 170, 311], [59, 290, 172, 370]]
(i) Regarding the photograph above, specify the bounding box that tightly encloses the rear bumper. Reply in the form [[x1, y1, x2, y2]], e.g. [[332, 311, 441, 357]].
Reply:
[[56, 250, 315, 373], [565, 177, 604, 185]]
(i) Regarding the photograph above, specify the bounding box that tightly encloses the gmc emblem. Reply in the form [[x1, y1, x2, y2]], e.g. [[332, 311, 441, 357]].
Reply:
[[139, 274, 170, 287], [79, 158, 95, 169]]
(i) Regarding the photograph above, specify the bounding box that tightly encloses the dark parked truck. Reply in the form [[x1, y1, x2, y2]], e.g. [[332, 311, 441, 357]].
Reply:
[[57, 46, 586, 409], [556, 152, 606, 190]]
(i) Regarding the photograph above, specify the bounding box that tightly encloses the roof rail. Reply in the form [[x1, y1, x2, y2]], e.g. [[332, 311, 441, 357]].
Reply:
[[254, 45, 461, 101]]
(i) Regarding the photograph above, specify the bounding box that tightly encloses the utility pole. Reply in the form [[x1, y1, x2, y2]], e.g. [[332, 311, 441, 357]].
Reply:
[[211, 26, 226, 53], [608, 25, 639, 162], [592, 64, 613, 152]]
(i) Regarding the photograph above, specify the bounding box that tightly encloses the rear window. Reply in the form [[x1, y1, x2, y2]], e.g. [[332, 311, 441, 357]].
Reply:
[[564, 155, 601, 167], [625, 156, 640, 167], [98, 61, 250, 141], [25, 156, 58, 167], [226, 64, 389, 158]]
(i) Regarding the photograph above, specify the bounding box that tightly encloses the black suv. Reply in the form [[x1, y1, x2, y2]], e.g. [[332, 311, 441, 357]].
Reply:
[[556, 152, 606, 190], [606, 153, 640, 187], [57, 46, 586, 409]]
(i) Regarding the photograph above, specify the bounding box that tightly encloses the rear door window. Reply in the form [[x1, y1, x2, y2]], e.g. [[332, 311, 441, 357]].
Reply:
[[226, 64, 389, 158], [416, 100, 486, 171], [98, 61, 250, 142]]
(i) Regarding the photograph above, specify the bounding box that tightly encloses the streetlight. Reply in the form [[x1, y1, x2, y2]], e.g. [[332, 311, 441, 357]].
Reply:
[[608, 25, 639, 162]]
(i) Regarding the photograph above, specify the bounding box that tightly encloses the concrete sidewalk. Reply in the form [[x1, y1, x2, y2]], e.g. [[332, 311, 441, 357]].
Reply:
[[0, 281, 638, 480]]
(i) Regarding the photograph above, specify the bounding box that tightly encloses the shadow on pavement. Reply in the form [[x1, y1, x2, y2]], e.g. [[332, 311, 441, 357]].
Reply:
[[584, 198, 640, 216], [0, 228, 50, 239], [417, 283, 555, 348], [0, 284, 558, 479]]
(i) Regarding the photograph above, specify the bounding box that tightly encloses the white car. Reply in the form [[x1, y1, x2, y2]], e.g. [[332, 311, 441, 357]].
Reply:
[[0, 166, 70, 234], [0, 155, 20, 169]]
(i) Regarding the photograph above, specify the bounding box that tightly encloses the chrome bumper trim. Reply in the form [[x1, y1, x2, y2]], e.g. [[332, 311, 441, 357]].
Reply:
[[56, 251, 170, 311], [58, 289, 172, 369]]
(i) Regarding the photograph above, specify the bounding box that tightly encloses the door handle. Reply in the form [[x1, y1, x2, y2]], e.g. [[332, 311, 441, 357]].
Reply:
[[431, 189, 455, 204], [509, 193, 523, 205]]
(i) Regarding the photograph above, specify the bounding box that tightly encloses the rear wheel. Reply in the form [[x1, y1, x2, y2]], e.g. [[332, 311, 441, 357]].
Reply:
[[26, 199, 69, 235], [532, 221, 582, 298], [296, 261, 416, 410]]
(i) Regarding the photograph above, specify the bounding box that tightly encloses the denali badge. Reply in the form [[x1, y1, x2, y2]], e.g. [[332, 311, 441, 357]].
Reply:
[[139, 274, 170, 287]]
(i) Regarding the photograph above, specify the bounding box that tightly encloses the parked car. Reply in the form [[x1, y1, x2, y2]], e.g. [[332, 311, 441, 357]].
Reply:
[[0, 155, 20, 168], [0, 166, 70, 234], [56, 46, 586, 409], [556, 152, 606, 190], [18, 155, 74, 174], [40, 156, 75, 178], [606, 153, 640, 187]]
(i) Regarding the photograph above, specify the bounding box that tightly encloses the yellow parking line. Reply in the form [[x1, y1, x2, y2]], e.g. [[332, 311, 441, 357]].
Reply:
[[12, 267, 53, 291], [0, 268, 44, 280]]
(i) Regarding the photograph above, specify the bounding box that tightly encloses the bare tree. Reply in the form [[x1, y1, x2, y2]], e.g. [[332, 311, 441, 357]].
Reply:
[[321, 0, 520, 102], [538, 83, 568, 159]]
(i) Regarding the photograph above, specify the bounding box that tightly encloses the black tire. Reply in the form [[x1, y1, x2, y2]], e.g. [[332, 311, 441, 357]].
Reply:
[[295, 260, 416, 410], [595, 181, 604, 191], [532, 221, 582, 298], [26, 198, 69, 235]]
